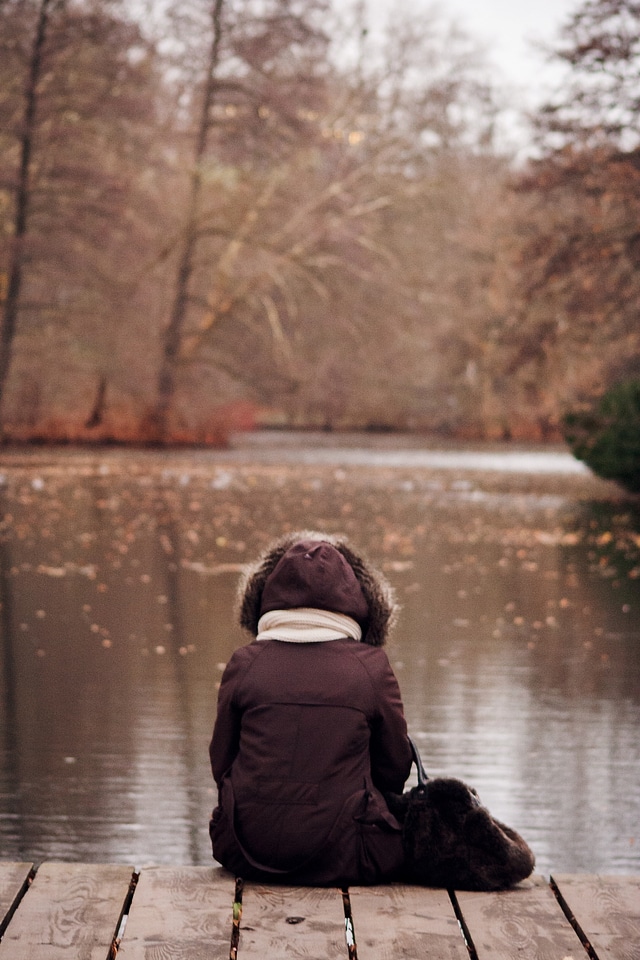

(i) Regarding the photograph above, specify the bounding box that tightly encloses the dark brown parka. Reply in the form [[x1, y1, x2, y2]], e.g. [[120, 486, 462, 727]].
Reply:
[[209, 532, 412, 886]]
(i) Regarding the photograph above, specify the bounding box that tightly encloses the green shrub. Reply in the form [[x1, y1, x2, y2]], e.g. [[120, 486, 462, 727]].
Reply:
[[562, 380, 640, 493]]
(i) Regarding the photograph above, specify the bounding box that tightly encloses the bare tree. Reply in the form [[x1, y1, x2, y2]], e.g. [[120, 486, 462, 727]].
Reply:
[[0, 0, 53, 433], [0, 0, 168, 440], [147, 0, 225, 442], [145, 0, 335, 438], [156, 1, 507, 433]]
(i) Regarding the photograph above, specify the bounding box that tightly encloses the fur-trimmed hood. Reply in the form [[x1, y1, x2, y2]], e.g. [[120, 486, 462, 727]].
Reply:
[[237, 531, 398, 646]]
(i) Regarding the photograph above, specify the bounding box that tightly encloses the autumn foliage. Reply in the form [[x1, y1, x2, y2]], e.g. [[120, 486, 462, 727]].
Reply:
[[0, 0, 638, 444]]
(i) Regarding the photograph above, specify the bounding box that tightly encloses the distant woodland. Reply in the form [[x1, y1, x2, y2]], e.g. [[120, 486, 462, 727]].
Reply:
[[1, 0, 639, 444]]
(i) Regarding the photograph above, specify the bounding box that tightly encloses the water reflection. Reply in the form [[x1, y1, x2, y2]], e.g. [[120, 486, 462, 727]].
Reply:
[[0, 445, 638, 874]]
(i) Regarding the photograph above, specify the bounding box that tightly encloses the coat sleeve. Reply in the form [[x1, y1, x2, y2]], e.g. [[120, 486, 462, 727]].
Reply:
[[209, 647, 247, 788], [367, 649, 412, 795]]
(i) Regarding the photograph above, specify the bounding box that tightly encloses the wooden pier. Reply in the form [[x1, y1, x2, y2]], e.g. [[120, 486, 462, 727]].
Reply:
[[0, 862, 638, 959]]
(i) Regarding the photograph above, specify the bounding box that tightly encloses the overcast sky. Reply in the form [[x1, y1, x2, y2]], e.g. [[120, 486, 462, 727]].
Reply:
[[364, 0, 582, 105]]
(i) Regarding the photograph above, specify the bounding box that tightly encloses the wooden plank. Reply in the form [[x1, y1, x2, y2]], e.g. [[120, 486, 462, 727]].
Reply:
[[238, 883, 347, 959], [117, 865, 234, 960], [0, 863, 33, 933], [454, 875, 587, 960], [0, 861, 133, 960], [551, 875, 640, 960], [349, 883, 469, 960]]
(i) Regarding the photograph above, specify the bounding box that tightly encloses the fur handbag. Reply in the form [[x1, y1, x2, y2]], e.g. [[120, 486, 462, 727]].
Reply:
[[386, 740, 535, 891]]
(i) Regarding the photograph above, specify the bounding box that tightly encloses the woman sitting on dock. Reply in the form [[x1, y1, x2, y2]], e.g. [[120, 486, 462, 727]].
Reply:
[[209, 531, 412, 886]]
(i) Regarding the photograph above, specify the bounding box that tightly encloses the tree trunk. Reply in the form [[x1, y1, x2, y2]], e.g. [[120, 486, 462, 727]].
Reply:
[[148, 0, 225, 443], [0, 0, 53, 437], [85, 376, 108, 429]]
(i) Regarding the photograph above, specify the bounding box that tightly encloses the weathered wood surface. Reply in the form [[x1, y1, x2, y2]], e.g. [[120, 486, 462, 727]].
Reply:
[[0, 864, 639, 960], [0, 862, 133, 960], [118, 865, 233, 960], [0, 862, 32, 934], [349, 883, 469, 960], [552, 874, 640, 960], [238, 883, 347, 959], [455, 874, 590, 960]]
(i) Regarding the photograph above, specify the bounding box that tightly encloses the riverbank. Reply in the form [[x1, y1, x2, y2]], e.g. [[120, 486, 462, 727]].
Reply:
[[0, 431, 626, 502]]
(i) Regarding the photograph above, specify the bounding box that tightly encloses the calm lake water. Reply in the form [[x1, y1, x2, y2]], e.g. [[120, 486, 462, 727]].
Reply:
[[0, 435, 638, 876]]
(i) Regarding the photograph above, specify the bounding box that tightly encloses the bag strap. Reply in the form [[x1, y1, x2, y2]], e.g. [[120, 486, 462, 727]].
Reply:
[[408, 736, 429, 787]]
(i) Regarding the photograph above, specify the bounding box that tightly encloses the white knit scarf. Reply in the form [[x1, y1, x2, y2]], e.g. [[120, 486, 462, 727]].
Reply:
[[256, 608, 362, 643]]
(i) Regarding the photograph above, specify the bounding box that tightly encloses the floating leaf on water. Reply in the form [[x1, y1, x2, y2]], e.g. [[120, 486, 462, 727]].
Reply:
[[181, 560, 246, 575], [159, 534, 174, 555], [385, 560, 414, 572], [211, 472, 233, 490], [37, 565, 66, 577]]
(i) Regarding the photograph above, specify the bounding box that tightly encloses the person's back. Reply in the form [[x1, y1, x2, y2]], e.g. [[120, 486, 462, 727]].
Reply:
[[209, 533, 412, 885]]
